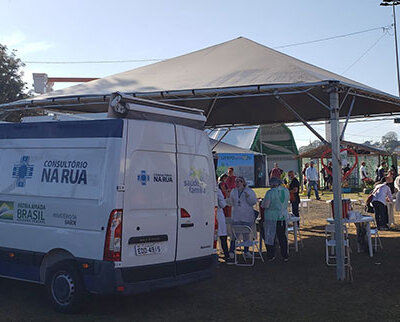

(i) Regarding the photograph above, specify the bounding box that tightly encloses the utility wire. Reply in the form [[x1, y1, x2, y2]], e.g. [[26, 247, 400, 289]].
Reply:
[[273, 25, 392, 49], [23, 25, 392, 65], [23, 58, 163, 64], [342, 30, 389, 74]]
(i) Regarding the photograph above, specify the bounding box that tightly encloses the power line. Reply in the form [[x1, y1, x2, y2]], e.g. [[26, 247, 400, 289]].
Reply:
[[23, 58, 163, 64], [23, 25, 393, 65], [342, 31, 389, 74], [286, 116, 399, 127], [273, 25, 392, 49]]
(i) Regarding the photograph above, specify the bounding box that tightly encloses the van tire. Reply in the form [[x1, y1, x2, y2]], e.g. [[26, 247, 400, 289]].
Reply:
[[45, 261, 85, 313]]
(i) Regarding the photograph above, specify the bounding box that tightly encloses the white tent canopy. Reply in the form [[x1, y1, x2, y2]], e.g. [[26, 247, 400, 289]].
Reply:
[[3, 37, 400, 126]]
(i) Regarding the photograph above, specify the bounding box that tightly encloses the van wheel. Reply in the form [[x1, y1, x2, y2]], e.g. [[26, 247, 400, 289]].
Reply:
[[45, 261, 85, 313]]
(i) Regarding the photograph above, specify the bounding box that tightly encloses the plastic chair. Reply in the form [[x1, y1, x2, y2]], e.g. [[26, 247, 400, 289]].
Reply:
[[231, 224, 264, 266], [370, 218, 383, 252], [287, 218, 303, 253], [325, 224, 353, 281]]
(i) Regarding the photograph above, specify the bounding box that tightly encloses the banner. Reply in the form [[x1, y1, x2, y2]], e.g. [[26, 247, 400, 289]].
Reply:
[[217, 153, 255, 186], [2, 148, 106, 200]]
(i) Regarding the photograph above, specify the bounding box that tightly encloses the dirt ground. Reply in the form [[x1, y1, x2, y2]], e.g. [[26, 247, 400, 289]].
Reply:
[[1, 192, 400, 321]]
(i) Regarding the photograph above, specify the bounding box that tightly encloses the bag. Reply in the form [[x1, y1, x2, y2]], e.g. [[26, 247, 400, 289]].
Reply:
[[289, 191, 296, 202], [366, 194, 373, 205], [365, 194, 374, 213], [365, 203, 374, 213]]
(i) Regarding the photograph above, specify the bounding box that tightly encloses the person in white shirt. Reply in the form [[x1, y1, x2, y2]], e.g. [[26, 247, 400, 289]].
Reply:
[[305, 161, 320, 200], [395, 175, 400, 211], [226, 176, 258, 258], [360, 162, 368, 188], [216, 187, 232, 263], [371, 176, 393, 230]]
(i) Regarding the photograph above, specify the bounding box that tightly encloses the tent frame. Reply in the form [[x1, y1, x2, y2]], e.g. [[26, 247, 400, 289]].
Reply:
[[2, 79, 400, 281]]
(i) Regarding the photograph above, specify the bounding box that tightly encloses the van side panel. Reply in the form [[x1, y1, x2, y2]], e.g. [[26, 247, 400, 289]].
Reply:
[[175, 125, 215, 265], [0, 120, 123, 263]]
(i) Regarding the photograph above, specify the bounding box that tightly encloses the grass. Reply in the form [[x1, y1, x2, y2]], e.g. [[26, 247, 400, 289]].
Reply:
[[253, 187, 368, 201], [1, 198, 400, 321]]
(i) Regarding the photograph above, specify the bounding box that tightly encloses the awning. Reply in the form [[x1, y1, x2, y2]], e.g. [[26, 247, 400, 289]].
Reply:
[[2, 37, 400, 125]]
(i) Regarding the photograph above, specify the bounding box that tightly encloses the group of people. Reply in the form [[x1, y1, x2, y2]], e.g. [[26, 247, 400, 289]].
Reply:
[[366, 161, 400, 230], [216, 166, 301, 264]]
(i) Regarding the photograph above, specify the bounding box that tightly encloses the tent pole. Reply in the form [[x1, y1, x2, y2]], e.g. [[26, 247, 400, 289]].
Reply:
[[329, 87, 346, 281], [340, 96, 356, 141], [211, 128, 231, 150]]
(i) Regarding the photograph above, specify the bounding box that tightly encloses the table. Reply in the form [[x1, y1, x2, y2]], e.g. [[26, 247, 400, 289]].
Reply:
[[327, 214, 374, 257]]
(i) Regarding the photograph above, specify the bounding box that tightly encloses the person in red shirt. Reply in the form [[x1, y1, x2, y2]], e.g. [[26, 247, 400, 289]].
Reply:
[[225, 167, 236, 218], [226, 167, 237, 193], [269, 163, 283, 179]]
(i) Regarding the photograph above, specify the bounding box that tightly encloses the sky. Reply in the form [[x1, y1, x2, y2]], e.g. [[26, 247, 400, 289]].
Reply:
[[0, 0, 399, 148]]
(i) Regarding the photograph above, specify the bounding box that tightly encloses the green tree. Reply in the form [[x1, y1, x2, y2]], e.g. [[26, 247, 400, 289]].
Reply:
[[381, 131, 400, 152], [0, 44, 27, 104], [298, 139, 324, 154]]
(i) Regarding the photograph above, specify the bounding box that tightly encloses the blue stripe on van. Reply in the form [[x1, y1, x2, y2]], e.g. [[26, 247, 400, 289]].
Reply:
[[0, 119, 123, 139]]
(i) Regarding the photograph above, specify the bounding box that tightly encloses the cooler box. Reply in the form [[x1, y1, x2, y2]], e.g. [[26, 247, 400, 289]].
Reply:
[[330, 199, 351, 219]]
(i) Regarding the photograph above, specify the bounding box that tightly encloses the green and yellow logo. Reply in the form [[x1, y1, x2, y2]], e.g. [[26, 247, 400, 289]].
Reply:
[[0, 201, 14, 220]]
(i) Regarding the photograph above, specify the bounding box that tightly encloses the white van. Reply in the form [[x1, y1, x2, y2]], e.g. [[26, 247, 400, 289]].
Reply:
[[0, 93, 217, 313]]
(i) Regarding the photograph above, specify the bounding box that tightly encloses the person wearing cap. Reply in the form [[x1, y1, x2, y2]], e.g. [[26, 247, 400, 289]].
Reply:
[[226, 176, 258, 258], [261, 176, 290, 261], [305, 161, 320, 200]]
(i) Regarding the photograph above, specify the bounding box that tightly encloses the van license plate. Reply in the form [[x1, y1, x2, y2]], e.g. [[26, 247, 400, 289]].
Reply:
[[135, 243, 162, 256]]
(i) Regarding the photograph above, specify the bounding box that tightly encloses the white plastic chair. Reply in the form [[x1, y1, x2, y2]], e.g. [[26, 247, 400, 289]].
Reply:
[[325, 224, 353, 281], [231, 224, 264, 266], [287, 223, 303, 253], [370, 218, 383, 251]]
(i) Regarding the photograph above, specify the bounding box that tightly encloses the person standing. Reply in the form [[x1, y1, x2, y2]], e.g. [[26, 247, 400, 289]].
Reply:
[[227, 176, 258, 258], [320, 167, 328, 190], [327, 161, 333, 191], [261, 177, 290, 261], [226, 167, 236, 194], [216, 185, 232, 264], [288, 171, 300, 225], [371, 176, 393, 230], [375, 161, 386, 183], [395, 175, 400, 211], [360, 161, 369, 188], [225, 167, 237, 218], [269, 162, 283, 180], [306, 161, 320, 200], [302, 162, 309, 191], [218, 173, 229, 198]]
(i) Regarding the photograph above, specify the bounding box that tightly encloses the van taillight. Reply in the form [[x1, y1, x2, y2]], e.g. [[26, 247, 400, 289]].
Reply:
[[104, 209, 123, 262], [180, 208, 191, 218], [213, 207, 218, 249]]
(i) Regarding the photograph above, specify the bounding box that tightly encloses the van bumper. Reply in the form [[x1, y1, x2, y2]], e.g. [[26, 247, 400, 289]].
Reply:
[[82, 254, 217, 295]]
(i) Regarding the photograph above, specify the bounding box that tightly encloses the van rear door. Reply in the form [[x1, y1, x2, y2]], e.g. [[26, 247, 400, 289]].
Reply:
[[175, 125, 215, 274], [121, 120, 177, 280]]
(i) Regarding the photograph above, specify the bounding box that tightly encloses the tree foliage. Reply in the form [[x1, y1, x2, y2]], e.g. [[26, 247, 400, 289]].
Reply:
[[381, 131, 399, 152], [298, 139, 324, 154], [0, 44, 27, 104]]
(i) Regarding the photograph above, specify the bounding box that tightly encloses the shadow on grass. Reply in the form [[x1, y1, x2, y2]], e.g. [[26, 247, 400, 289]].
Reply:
[[1, 227, 400, 321]]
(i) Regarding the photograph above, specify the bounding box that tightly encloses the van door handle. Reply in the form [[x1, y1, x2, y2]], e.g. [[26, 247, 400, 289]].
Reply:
[[181, 223, 194, 228]]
